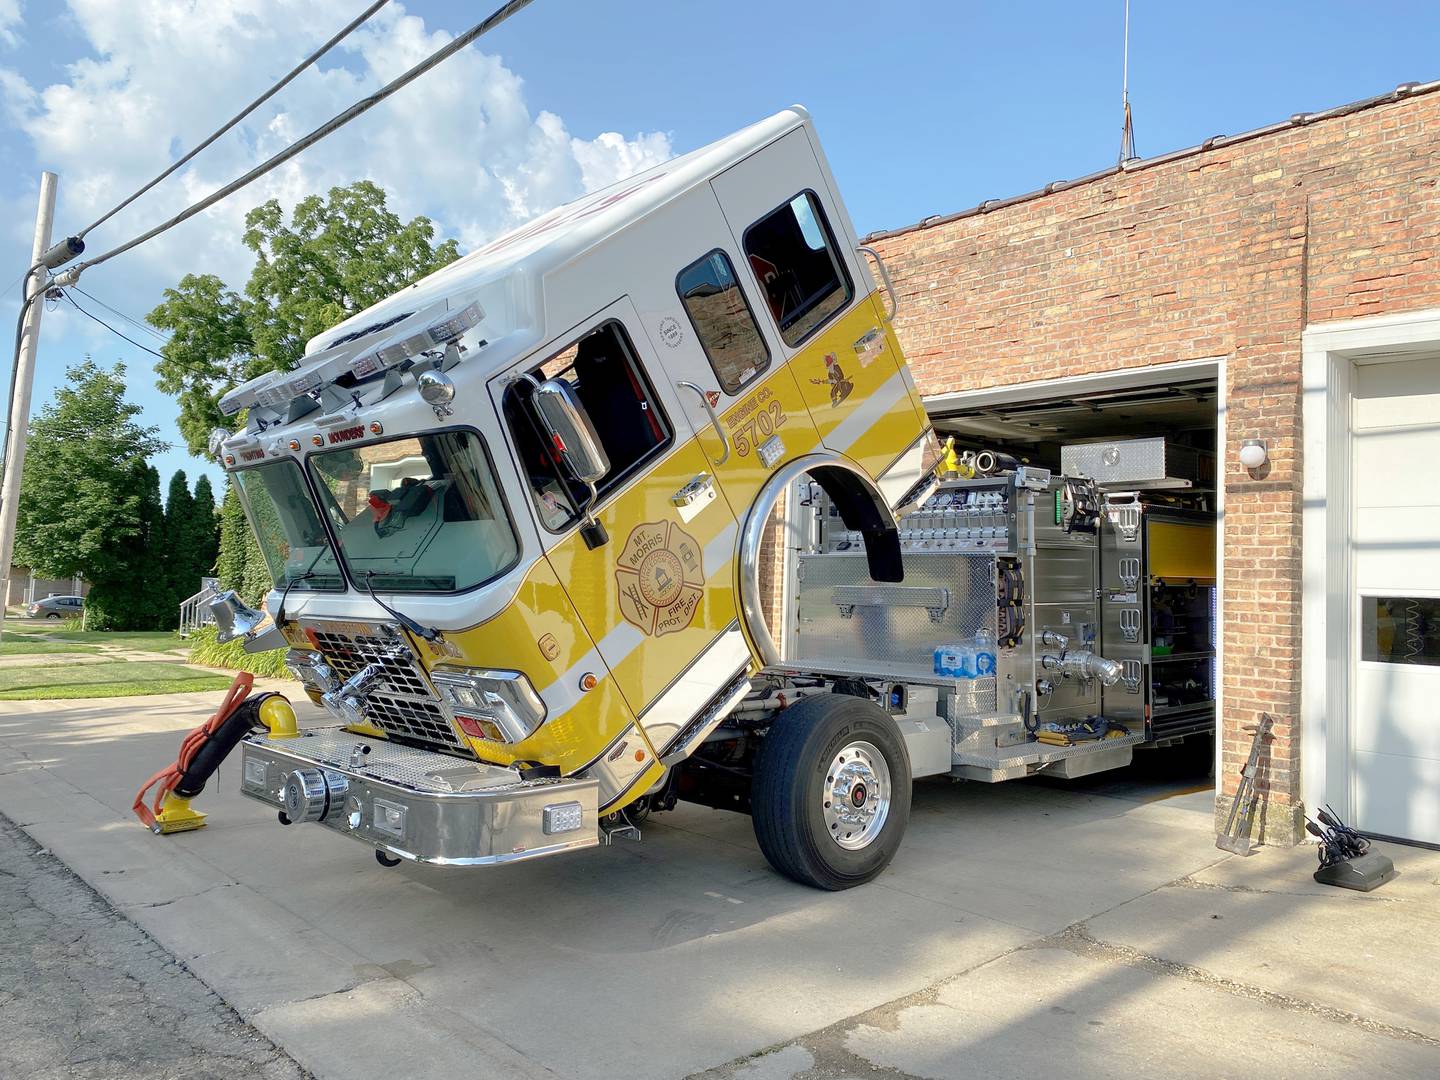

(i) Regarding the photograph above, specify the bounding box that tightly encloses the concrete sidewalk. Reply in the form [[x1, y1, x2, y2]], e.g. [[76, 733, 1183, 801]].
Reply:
[[1, 690, 1436, 1080]]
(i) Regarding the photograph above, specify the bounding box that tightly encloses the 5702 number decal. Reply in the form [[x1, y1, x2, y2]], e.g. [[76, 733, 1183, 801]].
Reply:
[[725, 387, 787, 458]]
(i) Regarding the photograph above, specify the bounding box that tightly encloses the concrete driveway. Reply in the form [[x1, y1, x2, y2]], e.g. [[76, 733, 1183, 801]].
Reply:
[[1, 688, 1437, 1079]]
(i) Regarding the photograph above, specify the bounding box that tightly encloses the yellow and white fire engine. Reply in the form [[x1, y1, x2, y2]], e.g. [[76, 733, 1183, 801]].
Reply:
[[175, 107, 1213, 889]]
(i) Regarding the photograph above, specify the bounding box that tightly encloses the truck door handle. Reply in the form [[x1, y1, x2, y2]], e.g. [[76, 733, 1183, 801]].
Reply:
[[677, 381, 730, 465], [858, 246, 899, 321]]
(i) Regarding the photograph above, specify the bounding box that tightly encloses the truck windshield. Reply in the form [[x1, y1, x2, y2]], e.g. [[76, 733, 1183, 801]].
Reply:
[[232, 460, 344, 591], [308, 430, 520, 593]]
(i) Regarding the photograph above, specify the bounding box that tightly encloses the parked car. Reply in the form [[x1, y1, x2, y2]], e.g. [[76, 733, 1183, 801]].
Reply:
[[27, 595, 84, 620]]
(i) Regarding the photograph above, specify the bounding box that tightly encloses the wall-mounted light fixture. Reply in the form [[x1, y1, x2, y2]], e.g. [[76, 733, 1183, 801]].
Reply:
[[1238, 439, 1268, 470]]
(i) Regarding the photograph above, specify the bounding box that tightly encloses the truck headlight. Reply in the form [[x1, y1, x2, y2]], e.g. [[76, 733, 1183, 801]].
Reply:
[[431, 667, 547, 744]]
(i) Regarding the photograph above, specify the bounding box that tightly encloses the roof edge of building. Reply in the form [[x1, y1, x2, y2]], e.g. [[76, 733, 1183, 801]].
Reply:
[[861, 79, 1440, 244]]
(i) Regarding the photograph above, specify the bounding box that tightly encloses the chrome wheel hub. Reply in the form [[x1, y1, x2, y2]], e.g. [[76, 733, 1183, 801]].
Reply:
[[821, 740, 891, 850]]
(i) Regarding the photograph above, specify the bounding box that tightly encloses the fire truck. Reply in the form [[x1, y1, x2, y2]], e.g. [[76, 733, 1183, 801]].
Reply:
[[186, 107, 1214, 890]]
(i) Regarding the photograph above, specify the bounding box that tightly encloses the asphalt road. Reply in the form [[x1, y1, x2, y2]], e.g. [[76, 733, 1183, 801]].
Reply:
[[0, 811, 307, 1080]]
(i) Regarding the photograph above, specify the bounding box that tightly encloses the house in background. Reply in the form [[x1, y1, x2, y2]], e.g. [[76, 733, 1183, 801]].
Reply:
[[5, 562, 87, 609]]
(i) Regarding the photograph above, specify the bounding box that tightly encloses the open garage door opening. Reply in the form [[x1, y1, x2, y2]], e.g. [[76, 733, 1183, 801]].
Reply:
[[926, 367, 1221, 791]]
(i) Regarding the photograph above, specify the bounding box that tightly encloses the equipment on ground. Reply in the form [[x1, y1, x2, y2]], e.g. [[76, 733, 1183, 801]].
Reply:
[[130, 107, 1219, 889], [1307, 804, 1396, 892], [133, 673, 298, 834], [1217, 714, 1272, 855]]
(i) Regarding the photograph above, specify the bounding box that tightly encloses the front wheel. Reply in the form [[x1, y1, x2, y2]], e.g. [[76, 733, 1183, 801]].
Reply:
[[751, 694, 911, 890]]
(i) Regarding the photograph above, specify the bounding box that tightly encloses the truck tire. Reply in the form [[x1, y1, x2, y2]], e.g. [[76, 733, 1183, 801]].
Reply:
[[751, 694, 911, 890]]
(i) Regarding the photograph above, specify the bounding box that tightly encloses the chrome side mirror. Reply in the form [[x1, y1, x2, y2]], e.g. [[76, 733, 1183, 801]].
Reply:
[[533, 378, 609, 484]]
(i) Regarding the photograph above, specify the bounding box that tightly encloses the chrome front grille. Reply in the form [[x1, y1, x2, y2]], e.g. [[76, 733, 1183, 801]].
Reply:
[[310, 631, 431, 694], [305, 625, 468, 753]]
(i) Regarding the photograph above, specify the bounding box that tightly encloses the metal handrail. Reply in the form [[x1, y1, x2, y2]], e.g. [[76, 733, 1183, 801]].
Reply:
[[178, 585, 220, 639], [677, 381, 730, 465], [857, 245, 899, 321]]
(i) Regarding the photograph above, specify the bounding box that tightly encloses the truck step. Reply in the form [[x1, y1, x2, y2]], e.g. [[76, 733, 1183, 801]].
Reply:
[[952, 730, 1145, 770]]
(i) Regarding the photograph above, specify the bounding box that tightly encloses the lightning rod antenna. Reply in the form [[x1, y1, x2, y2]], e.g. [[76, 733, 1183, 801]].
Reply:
[[1120, 0, 1137, 164]]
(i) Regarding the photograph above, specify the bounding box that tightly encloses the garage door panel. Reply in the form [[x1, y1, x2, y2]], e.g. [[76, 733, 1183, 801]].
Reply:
[[1352, 428, 1440, 509], [1353, 749, 1440, 843], [1354, 666, 1440, 760], [1352, 508, 1440, 590], [1353, 356, 1440, 429], [1351, 352, 1440, 845]]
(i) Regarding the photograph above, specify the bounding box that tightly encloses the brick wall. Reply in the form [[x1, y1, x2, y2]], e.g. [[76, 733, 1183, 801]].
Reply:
[[866, 89, 1440, 843]]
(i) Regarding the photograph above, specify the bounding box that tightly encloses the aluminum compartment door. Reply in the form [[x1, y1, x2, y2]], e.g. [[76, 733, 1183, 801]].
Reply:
[[1350, 354, 1440, 845]]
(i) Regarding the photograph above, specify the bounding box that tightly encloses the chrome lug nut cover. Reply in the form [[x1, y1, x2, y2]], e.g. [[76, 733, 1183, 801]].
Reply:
[[821, 740, 892, 851]]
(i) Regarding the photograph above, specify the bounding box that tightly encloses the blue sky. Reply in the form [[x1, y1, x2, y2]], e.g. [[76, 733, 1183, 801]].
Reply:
[[2, 0, 1438, 498]]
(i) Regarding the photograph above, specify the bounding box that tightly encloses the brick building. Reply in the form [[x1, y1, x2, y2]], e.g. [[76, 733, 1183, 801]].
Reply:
[[864, 81, 1440, 846]]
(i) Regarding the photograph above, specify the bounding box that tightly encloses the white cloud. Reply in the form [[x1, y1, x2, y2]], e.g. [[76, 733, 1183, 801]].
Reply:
[[0, 1, 20, 48], [1, 0, 672, 294], [0, 0, 671, 488]]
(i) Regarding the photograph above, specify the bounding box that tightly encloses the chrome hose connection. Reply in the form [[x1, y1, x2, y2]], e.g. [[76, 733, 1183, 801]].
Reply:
[[1040, 650, 1125, 686], [320, 662, 386, 725]]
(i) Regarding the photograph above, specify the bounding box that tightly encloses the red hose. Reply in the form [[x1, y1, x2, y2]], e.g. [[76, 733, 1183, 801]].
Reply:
[[132, 672, 254, 831]]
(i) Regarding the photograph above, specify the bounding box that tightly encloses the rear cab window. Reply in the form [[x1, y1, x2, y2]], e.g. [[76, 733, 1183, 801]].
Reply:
[[503, 320, 672, 532], [743, 191, 853, 347], [676, 249, 771, 394]]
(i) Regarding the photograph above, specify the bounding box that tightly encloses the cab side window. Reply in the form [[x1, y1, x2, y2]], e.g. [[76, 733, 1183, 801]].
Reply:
[[503, 321, 672, 532], [676, 250, 771, 395], [743, 191, 853, 347]]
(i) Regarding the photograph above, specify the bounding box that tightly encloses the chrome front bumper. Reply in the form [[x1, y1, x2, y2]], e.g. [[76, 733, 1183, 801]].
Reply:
[[238, 729, 600, 866]]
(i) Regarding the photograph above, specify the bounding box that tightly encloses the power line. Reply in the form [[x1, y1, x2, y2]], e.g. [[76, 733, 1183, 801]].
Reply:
[[65, 0, 536, 279], [61, 291, 167, 361], [71, 286, 170, 343], [75, 0, 393, 241]]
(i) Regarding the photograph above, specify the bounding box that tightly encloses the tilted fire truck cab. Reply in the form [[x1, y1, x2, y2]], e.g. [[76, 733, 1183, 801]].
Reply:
[[214, 107, 939, 887], [207, 107, 1209, 890]]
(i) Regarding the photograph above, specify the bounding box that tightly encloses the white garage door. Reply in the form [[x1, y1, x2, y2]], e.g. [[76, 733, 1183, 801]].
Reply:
[[1351, 354, 1440, 845]]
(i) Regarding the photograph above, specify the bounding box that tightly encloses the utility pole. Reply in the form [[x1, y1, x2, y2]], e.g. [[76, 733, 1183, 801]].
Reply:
[[0, 172, 58, 640]]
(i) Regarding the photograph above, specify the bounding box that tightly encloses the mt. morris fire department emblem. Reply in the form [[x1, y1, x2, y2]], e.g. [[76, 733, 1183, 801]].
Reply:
[[616, 521, 704, 637]]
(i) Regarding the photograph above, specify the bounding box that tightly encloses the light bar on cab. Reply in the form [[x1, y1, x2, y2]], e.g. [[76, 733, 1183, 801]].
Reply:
[[359, 300, 484, 376], [216, 299, 484, 418]]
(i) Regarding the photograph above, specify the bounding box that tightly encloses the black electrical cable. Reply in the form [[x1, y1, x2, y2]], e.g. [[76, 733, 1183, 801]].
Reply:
[[68, 0, 536, 277], [72, 287, 170, 342], [61, 292, 166, 360], [74, 0, 392, 241]]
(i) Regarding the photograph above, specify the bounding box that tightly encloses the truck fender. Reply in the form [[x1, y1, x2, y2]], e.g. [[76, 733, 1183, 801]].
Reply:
[[736, 452, 901, 667]]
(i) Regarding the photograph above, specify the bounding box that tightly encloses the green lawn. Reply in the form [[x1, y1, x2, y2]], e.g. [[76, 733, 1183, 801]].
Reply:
[[0, 660, 230, 700], [1, 618, 186, 655], [43, 629, 187, 653], [2, 617, 51, 635], [0, 638, 99, 656]]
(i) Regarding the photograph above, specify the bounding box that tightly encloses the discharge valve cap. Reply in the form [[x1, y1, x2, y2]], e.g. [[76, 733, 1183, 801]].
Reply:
[[282, 768, 348, 824]]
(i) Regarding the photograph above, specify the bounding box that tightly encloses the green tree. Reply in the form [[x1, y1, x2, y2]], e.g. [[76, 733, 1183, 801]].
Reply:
[[162, 469, 196, 608], [215, 482, 249, 593], [160, 469, 221, 617], [146, 274, 253, 460], [15, 361, 168, 629], [148, 180, 459, 456], [190, 474, 220, 579], [214, 480, 270, 606]]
